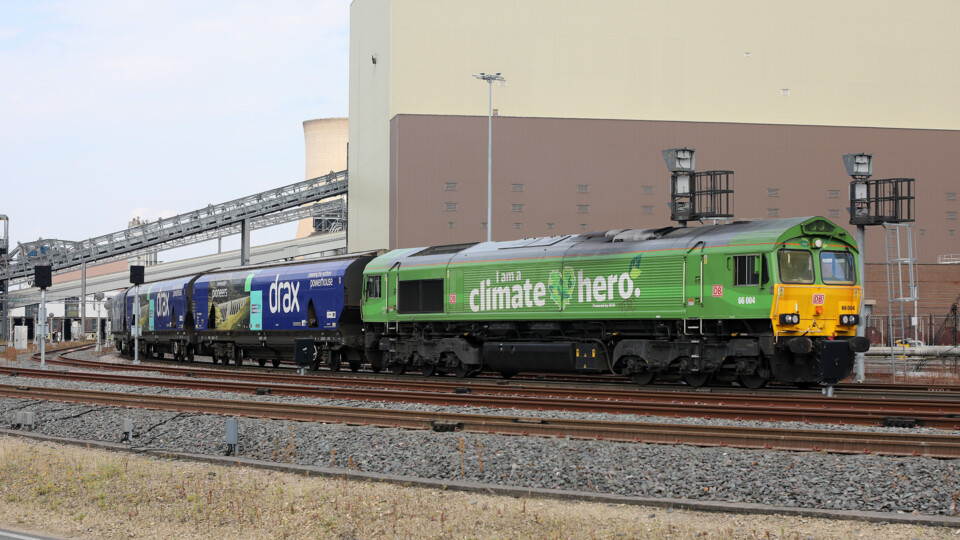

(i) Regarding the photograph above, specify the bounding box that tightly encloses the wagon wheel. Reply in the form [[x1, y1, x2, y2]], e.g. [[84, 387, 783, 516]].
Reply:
[[630, 371, 655, 386], [186, 346, 195, 362], [349, 361, 362, 372], [370, 361, 382, 373], [272, 358, 282, 368], [421, 362, 437, 377], [683, 372, 711, 388], [499, 371, 515, 379], [233, 348, 244, 367], [390, 363, 406, 375], [257, 358, 267, 367], [738, 373, 768, 389], [329, 351, 342, 372]]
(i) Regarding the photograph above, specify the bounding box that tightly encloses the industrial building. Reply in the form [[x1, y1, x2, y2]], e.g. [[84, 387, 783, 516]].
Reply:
[[344, 0, 960, 266]]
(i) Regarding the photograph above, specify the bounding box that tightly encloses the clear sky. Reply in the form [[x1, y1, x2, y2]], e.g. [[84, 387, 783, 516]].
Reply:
[[0, 1, 349, 261]]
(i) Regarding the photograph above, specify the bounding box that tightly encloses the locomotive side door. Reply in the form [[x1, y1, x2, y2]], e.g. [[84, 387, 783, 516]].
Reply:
[[385, 262, 400, 314]]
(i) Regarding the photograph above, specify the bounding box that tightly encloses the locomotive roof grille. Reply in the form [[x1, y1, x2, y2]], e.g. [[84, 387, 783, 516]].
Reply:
[[411, 242, 479, 257]]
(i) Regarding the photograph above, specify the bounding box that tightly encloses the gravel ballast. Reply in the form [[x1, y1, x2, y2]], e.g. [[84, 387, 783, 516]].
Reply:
[[3, 350, 960, 517]]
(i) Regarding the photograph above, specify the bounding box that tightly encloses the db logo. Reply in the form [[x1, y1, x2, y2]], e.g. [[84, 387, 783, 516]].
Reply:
[[712, 285, 723, 297], [812, 293, 825, 305]]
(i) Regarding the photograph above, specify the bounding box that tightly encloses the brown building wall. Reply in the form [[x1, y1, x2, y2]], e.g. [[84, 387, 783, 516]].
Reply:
[[389, 115, 960, 263], [864, 263, 960, 317]]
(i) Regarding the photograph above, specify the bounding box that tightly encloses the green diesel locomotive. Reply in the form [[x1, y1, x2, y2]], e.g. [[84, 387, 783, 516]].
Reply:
[[361, 216, 870, 387]]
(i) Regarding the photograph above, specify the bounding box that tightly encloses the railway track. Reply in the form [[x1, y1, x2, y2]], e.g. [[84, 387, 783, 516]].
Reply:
[[8, 352, 960, 430], [2, 382, 959, 459]]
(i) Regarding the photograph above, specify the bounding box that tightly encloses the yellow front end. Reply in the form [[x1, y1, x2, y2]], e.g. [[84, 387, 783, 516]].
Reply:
[[771, 284, 862, 340]]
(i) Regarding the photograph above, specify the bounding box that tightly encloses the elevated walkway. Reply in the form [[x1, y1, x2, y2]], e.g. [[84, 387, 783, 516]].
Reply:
[[0, 170, 347, 283], [5, 231, 346, 305]]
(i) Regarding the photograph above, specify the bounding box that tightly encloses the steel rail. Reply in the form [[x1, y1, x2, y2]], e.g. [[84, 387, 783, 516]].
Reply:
[[43, 352, 960, 418], [1, 383, 959, 458], [7, 363, 960, 430]]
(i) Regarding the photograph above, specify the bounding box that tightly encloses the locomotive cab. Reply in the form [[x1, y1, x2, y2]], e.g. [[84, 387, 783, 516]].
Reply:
[[769, 221, 869, 384]]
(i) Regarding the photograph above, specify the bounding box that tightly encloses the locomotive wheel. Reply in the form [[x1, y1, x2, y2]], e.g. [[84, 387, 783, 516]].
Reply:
[[233, 349, 243, 367], [272, 358, 282, 368], [738, 373, 768, 389], [421, 362, 437, 377], [453, 361, 469, 379], [794, 382, 814, 389], [349, 361, 362, 372], [683, 372, 711, 388], [390, 363, 406, 375], [329, 353, 342, 372], [186, 347, 195, 362], [257, 358, 267, 367], [630, 371, 655, 386]]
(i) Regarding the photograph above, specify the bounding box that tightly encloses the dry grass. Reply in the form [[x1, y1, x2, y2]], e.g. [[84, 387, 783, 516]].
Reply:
[[0, 436, 957, 539]]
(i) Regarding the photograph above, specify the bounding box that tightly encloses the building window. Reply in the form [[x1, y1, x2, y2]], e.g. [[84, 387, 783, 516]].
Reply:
[[445, 203, 458, 211], [445, 182, 458, 191], [480, 222, 487, 230], [577, 184, 589, 193], [447, 221, 455, 228], [511, 183, 524, 192], [947, 192, 957, 201], [828, 190, 840, 199], [577, 205, 589, 213], [767, 188, 779, 198], [514, 222, 522, 230], [642, 205, 653, 215], [642, 186, 654, 195], [512, 204, 524, 212], [579, 224, 587, 230], [547, 223, 554, 230], [920, 229, 926, 235], [948, 211, 958, 220], [828, 209, 840, 218], [767, 208, 779, 217], [951, 230, 956, 236]]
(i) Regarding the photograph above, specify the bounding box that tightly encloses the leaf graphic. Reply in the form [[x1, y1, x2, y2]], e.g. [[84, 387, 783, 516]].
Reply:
[[548, 267, 576, 309], [629, 254, 643, 279], [548, 269, 564, 308], [561, 267, 576, 306]]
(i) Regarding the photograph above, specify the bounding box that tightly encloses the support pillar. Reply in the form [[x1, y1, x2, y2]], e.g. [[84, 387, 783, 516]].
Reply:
[[855, 225, 866, 383], [80, 261, 87, 342], [240, 218, 251, 266]]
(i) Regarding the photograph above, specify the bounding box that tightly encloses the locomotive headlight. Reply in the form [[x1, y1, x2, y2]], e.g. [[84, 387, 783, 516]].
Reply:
[[779, 313, 800, 325], [839, 314, 860, 326]]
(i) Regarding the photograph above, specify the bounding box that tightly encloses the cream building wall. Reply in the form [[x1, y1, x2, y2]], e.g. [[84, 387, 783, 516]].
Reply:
[[348, 0, 960, 252], [296, 117, 348, 239]]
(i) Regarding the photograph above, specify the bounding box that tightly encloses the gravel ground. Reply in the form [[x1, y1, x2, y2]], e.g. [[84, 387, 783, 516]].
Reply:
[[4, 349, 960, 517]]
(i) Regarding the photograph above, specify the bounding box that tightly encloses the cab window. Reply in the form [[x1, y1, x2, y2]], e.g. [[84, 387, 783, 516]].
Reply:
[[820, 252, 856, 284], [733, 255, 768, 286], [778, 250, 814, 284], [365, 275, 382, 298]]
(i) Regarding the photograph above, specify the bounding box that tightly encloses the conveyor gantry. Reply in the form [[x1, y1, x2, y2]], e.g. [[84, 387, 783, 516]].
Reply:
[[0, 170, 347, 283]]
